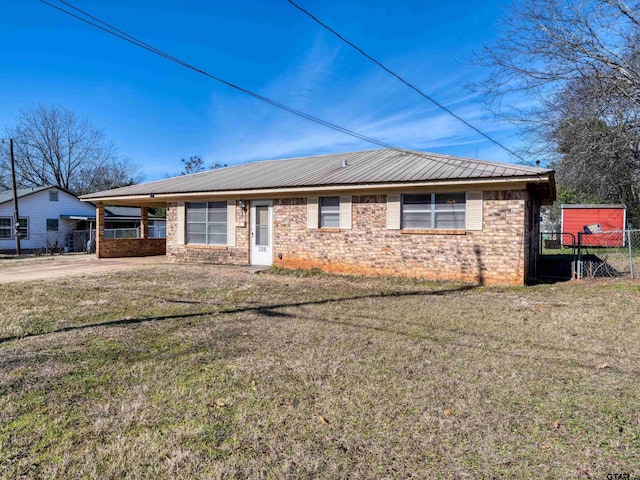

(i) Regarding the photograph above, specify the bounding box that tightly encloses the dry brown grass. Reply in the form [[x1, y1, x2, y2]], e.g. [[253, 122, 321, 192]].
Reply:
[[1, 264, 639, 479]]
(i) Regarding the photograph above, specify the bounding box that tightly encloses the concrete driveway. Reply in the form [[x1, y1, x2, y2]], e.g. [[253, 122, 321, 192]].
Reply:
[[0, 254, 167, 284]]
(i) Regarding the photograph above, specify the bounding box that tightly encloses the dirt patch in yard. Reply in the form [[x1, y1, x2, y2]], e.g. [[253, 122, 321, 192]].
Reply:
[[0, 265, 639, 478]]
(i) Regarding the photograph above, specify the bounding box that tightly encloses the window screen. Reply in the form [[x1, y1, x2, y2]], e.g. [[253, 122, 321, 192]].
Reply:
[[319, 197, 340, 228], [186, 202, 227, 245], [402, 193, 466, 230]]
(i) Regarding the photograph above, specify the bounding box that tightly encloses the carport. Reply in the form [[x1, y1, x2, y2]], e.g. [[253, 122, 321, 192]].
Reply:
[[94, 203, 166, 258]]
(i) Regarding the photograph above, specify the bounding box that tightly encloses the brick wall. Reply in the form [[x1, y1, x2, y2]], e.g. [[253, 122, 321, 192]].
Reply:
[[163, 190, 533, 286], [273, 191, 529, 286], [98, 238, 166, 258], [165, 202, 250, 264]]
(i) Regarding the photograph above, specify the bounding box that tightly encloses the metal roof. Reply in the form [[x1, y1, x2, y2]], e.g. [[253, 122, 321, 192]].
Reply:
[[561, 204, 626, 209], [81, 148, 553, 200], [104, 206, 160, 218]]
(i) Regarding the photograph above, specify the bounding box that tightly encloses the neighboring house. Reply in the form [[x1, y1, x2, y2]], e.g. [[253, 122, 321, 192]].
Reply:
[[81, 149, 556, 285], [0, 186, 96, 253], [0, 185, 166, 253]]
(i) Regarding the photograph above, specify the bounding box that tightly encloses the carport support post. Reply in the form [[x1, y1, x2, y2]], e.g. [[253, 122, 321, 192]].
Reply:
[[96, 202, 105, 259], [140, 207, 149, 239]]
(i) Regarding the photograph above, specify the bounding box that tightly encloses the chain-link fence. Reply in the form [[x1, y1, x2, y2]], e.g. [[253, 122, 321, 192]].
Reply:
[[103, 227, 166, 239], [576, 229, 640, 279], [105, 228, 139, 239], [3, 226, 167, 255], [5, 230, 87, 255], [539, 230, 640, 280]]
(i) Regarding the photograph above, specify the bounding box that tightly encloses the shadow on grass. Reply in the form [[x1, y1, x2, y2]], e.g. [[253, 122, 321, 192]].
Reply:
[[2, 282, 635, 378], [537, 254, 575, 283], [0, 285, 476, 345]]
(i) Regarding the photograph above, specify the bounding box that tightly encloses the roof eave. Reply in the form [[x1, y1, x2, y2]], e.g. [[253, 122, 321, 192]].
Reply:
[[81, 174, 554, 204], [0, 185, 76, 206]]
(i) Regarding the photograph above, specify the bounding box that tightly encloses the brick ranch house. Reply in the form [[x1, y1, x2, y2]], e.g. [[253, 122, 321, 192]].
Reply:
[[80, 149, 556, 285]]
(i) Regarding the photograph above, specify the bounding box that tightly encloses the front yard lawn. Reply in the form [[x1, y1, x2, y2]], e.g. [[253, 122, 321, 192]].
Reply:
[[1, 264, 639, 478]]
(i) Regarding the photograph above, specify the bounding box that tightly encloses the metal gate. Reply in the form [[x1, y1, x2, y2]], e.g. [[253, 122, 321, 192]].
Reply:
[[575, 229, 640, 279], [540, 229, 640, 280], [538, 232, 577, 281]]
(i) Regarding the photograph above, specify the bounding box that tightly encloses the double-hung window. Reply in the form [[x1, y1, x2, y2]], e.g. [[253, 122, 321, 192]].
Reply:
[[402, 193, 466, 230], [17, 218, 28, 239], [186, 202, 227, 245], [0, 217, 11, 239], [319, 197, 340, 228], [0, 217, 29, 239], [47, 219, 59, 231]]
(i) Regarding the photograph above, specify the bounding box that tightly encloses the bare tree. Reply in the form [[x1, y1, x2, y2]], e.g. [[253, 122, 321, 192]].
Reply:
[[473, 0, 640, 221], [1, 104, 141, 195], [79, 156, 142, 195], [477, 0, 640, 109], [180, 156, 206, 175], [474, 0, 640, 154], [0, 166, 9, 191], [180, 156, 227, 175]]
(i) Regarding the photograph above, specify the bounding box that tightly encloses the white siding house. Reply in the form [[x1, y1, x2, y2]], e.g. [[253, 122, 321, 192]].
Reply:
[[0, 186, 166, 253], [0, 186, 96, 253]]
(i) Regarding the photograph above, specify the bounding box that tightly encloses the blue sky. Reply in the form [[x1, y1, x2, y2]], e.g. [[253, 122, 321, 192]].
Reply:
[[0, 0, 524, 181]]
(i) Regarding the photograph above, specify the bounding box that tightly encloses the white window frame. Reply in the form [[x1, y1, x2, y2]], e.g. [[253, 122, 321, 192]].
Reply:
[[15, 217, 29, 239], [402, 193, 466, 230], [0, 217, 11, 239], [319, 196, 340, 228], [186, 202, 227, 246], [49, 190, 59, 202]]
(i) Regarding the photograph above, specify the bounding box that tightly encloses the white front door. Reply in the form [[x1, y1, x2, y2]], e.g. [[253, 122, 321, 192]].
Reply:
[[251, 201, 273, 266]]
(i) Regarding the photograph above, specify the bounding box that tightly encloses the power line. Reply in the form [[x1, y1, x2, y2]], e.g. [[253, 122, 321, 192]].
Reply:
[[288, 0, 527, 163], [40, 1, 400, 148], [39, 0, 484, 170]]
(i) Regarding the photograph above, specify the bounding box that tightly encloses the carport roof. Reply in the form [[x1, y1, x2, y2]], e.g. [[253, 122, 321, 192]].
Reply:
[[81, 148, 555, 201]]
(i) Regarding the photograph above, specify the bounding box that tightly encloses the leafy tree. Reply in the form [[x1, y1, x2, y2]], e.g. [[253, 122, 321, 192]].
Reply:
[[0, 104, 141, 195], [553, 117, 640, 218]]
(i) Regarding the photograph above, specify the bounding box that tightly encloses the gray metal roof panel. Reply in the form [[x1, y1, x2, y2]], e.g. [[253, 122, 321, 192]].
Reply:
[[81, 148, 553, 200], [561, 204, 626, 209], [104, 206, 160, 218]]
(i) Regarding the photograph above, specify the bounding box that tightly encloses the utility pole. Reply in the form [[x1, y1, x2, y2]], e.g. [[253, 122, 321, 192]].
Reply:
[[2, 139, 21, 255]]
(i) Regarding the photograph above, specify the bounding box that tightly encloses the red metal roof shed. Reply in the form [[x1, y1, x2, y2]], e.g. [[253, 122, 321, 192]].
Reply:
[[561, 204, 626, 247]]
